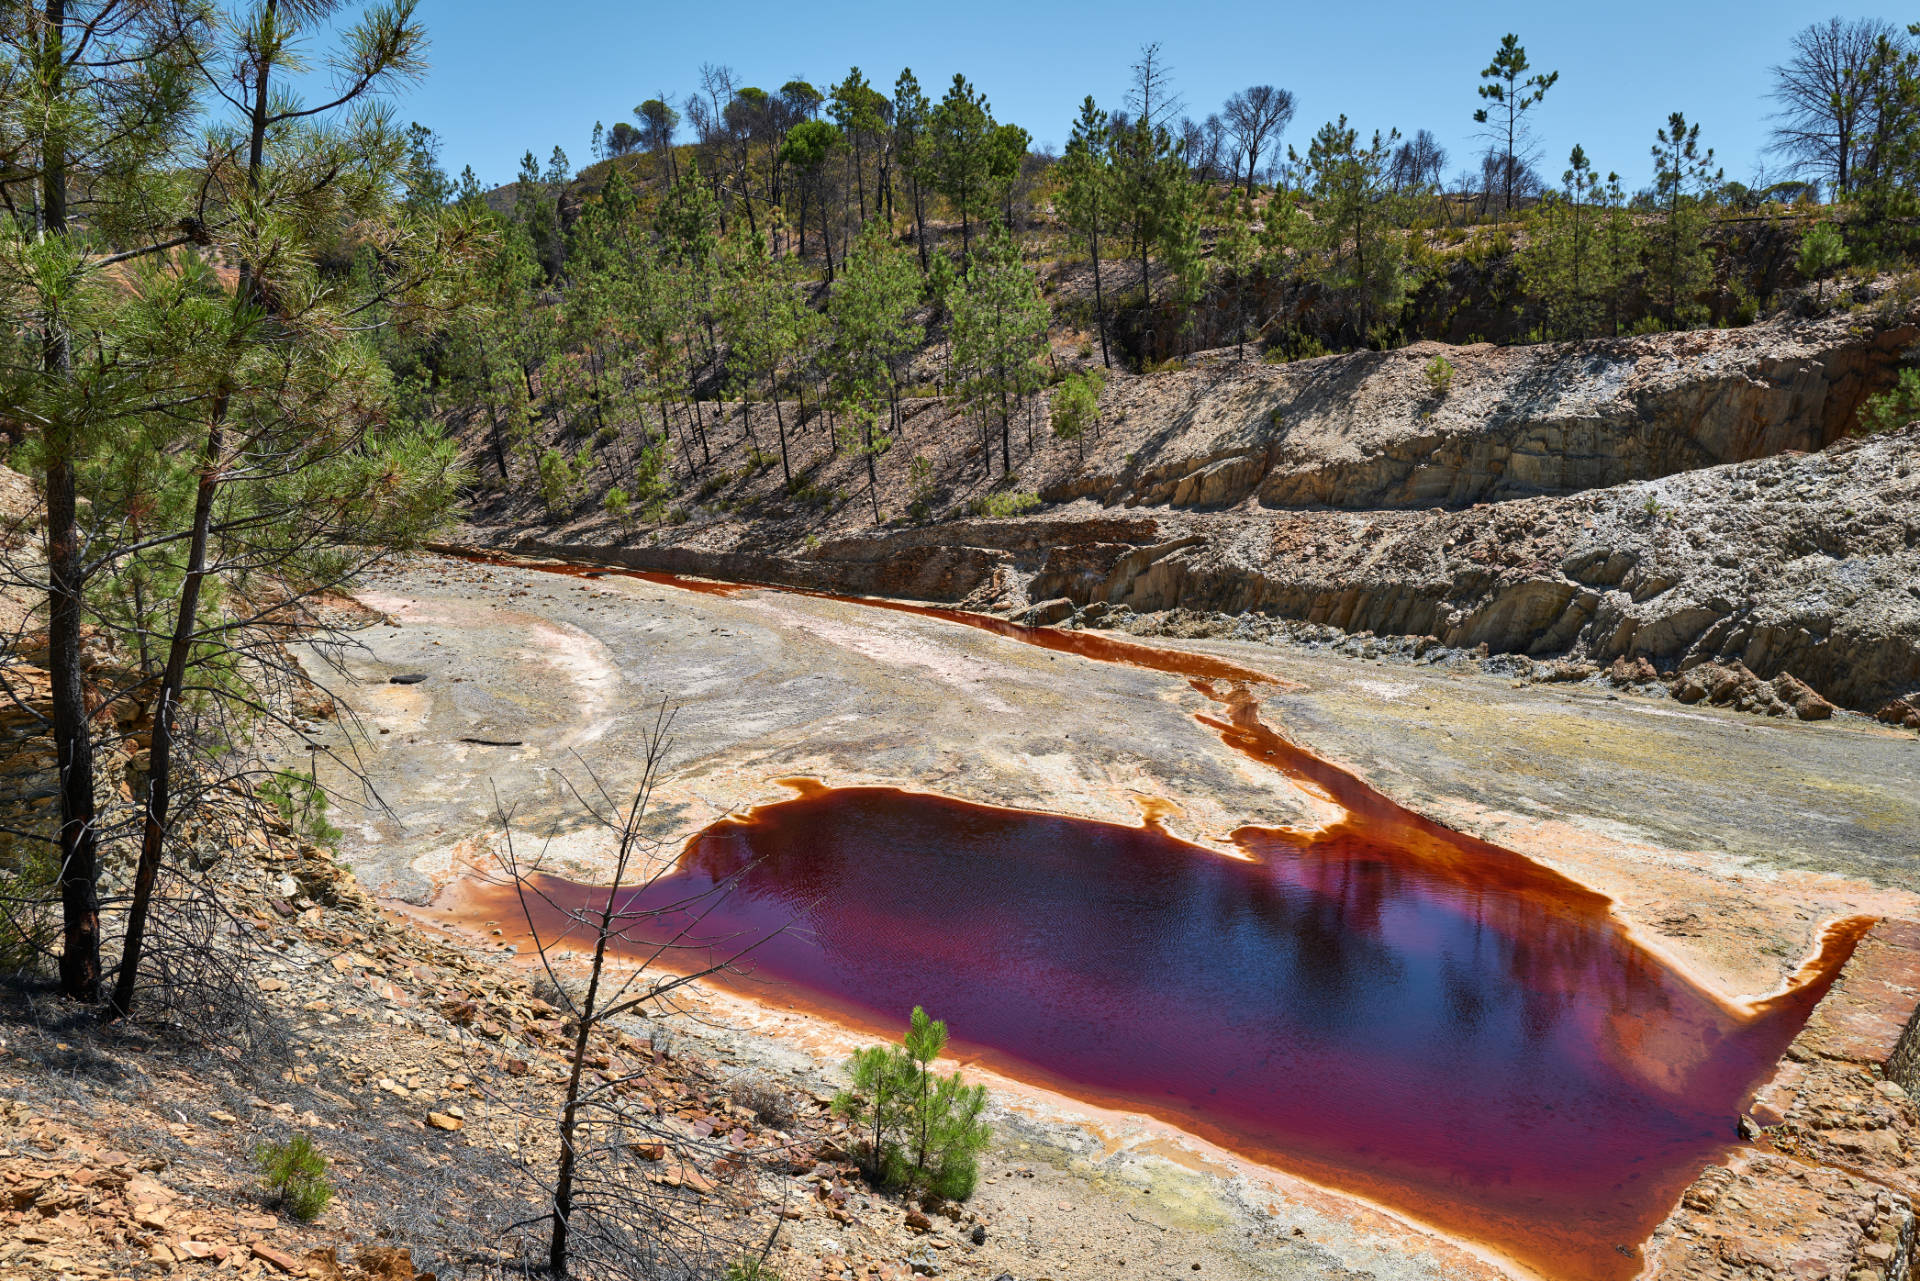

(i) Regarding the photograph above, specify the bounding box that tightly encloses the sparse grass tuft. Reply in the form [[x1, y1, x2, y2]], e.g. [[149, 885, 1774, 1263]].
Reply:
[[728, 1073, 795, 1127], [968, 490, 1041, 518]]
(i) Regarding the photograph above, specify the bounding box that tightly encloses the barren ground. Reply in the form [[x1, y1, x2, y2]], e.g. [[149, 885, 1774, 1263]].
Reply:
[[295, 551, 1920, 1281]]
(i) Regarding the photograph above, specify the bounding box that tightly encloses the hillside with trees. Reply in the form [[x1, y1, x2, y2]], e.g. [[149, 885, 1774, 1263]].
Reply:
[[5, 7, 1920, 1281], [383, 23, 1920, 546]]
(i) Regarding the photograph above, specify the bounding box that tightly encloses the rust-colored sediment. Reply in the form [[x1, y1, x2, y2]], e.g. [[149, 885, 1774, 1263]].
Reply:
[[416, 546, 1870, 1281], [439, 545, 1283, 684]]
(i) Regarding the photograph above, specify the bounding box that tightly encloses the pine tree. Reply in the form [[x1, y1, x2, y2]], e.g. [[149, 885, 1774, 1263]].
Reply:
[[0, 0, 478, 1014], [929, 75, 996, 258], [726, 231, 817, 489], [1110, 111, 1191, 315], [1160, 180, 1207, 351], [1473, 34, 1558, 216], [1518, 145, 1619, 338], [829, 68, 887, 224], [1050, 369, 1106, 459], [987, 123, 1030, 228], [1057, 97, 1115, 368], [949, 229, 1049, 478], [1295, 117, 1409, 345], [1798, 220, 1849, 305], [1597, 172, 1643, 336], [828, 224, 924, 518], [516, 149, 565, 280], [832, 1008, 991, 1199], [779, 120, 844, 278], [1215, 191, 1260, 359], [0, 0, 206, 1000], [1852, 32, 1920, 255], [893, 69, 935, 271], [1648, 112, 1722, 328]]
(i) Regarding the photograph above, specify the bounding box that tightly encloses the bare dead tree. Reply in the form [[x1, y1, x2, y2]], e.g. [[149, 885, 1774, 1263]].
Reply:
[[1768, 17, 1904, 198], [1477, 146, 1542, 219], [1126, 42, 1184, 135], [485, 703, 795, 1280], [1222, 85, 1296, 196], [1390, 129, 1449, 196]]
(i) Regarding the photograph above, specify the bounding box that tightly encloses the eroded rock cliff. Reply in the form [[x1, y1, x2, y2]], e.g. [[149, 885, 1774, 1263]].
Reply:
[[480, 312, 1920, 718]]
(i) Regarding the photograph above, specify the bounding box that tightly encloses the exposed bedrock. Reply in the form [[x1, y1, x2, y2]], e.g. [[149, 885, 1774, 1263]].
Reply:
[[1042, 314, 1917, 513], [1645, 918, 1920, 1281], [483, 316, 1920, 716], [499, 424, 1920, 714], [1040, 428, 1920, 713]]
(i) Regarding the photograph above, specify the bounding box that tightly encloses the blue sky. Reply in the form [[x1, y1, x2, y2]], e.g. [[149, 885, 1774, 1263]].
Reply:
[[356, 1, 1905, 193]]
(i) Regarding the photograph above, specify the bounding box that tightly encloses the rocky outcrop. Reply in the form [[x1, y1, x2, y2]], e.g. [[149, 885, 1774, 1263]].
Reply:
[[470, 312, 1920, 718], [1644, 921, 1920, 1281], [1673, 662, 1837, 720], [1043, 314, 1915, 514], [496, 424, 1920, 715], [1070, 427, 1920, 713]]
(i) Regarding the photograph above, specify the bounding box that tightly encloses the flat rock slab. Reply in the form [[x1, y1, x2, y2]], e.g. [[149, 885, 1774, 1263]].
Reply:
[[1651, 917, 1920, 1281]]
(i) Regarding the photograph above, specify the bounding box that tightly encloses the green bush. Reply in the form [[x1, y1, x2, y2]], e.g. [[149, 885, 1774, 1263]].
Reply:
[[833, 1007, 992, 1201], [536, 446, 591, 517], [603, 486, 633, 530], [259, 769, 342, 849], [967, 490, 1041, 518], [1857, 367, 1920, 435], [907, 456, 938, 522], [1050, 370, 1105, 453], [1798, 221, 1848, 304], [0, 842, 61, 973], [788, 479, 844, 509], [256, 1135, 332, 1222], [1422, 354, 1454, 398], [1262, 330, 1328, 363]]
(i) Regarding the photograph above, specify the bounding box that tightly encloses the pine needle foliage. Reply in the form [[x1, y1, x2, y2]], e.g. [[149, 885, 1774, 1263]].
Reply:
[[255, 1135, 333, 1222], [834, 1007, 992, 1201]]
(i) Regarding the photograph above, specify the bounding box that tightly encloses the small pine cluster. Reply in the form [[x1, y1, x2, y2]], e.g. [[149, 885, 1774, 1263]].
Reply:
[[255, 1135, 333, 1222], [833, 1007, 993, 1201]]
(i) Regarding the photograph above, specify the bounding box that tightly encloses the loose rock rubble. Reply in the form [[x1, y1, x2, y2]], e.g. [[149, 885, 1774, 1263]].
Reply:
[[0, 792, 1054, 1281], [1673, 661, 1837, 721]]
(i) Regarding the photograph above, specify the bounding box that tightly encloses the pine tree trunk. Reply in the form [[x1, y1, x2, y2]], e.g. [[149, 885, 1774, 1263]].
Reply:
[[913, 181, 928, 272], [770, 374, 791, 488], [480, 343, 510, 480], [40, 0, 101, 1003], [998, 384, 1012, 477], [821, 185, 836, 281], [1091, 220, 1110, 368], [110, 408, 223, 1018], [47, 438, 100, 1003]]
